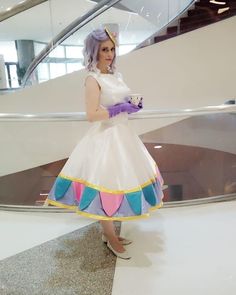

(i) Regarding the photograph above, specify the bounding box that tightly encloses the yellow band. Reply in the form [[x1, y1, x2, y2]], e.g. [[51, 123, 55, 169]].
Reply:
[[45, 199, 163, 221]]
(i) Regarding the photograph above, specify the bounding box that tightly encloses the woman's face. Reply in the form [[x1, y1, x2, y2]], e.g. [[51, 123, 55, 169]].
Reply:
[[97, 39, 115, 68]]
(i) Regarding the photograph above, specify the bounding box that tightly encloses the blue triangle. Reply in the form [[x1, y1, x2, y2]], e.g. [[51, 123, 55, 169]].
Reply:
[[142, 183, 157, 206], [125, 191, 142, 215], [79, 186, 98, 210], [55, 177, 72, 200]]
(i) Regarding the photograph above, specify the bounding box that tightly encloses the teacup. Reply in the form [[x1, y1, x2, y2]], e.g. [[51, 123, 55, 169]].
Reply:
[[128, 93, 143, 107]]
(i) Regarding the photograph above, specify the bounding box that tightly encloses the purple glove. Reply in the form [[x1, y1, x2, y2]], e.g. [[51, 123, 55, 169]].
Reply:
[[107, 102, 141, 118]]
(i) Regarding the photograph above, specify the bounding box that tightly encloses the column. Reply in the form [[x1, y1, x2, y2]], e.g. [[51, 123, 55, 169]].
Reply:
[[15, 40, 35, 84]]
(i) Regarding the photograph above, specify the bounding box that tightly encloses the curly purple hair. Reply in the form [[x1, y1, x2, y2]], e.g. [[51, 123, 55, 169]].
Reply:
[[83, 28, 116, 73]]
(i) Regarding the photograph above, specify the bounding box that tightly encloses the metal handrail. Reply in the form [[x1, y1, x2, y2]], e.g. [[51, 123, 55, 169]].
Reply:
[[0, 0, 48, 22], [0, 104, 235, 121], [0, 193, 235, 212], [22, 0, 122, 86]]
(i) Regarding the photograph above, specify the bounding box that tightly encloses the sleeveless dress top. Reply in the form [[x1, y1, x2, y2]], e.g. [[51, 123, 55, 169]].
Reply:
[[46, 68, 164, 221]]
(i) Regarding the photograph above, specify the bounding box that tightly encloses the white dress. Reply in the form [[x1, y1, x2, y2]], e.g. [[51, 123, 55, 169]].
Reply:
[[46, 68, 164, 221]]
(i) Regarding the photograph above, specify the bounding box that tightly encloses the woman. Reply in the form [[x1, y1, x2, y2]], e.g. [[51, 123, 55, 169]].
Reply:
[[46, 27, 164, 259]]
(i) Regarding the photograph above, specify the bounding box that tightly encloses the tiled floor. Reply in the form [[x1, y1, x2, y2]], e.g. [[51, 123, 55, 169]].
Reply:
[[113, 201, 236, 295], [0, 222, 118, 295], [0, 201, 236, 295]]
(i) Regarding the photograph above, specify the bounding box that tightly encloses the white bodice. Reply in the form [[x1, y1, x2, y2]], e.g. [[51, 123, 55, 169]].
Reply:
[[86, 68, 131, 107]]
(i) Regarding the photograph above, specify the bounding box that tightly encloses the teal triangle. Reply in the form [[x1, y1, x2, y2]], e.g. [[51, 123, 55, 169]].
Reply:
[[79, 186, 98, 210], [142, 183, 157, 206], [125, 191, 142, 215], [55, 177, 72, 200]]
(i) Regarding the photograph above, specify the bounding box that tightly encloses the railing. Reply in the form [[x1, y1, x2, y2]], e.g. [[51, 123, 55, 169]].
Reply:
[[0, 104, 236, 211], [0, 0, 48, 22], [0, 104, 235, 121], [1, 193, 236, 212]]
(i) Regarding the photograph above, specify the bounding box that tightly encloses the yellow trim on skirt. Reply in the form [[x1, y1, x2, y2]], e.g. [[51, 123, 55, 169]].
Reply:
[[45, 199, 163, 221]]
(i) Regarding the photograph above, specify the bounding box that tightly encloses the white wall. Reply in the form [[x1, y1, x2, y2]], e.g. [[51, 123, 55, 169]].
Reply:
[[1, 16, 236, 176], [118, 16, 236, 110]]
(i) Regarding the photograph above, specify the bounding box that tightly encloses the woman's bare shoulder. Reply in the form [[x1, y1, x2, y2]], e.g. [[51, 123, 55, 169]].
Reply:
[[84, 73, 100, 89]]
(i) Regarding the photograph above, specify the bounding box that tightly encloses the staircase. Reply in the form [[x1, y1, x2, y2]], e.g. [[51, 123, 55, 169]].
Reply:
[[154, 0, 236, 43]]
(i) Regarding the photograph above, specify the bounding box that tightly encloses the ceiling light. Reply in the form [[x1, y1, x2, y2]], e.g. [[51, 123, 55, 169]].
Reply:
[[184, 108, 192, 112], [218, 7, 230, 13], [210, 1, 226, 4], [154, 145, 162, 149]]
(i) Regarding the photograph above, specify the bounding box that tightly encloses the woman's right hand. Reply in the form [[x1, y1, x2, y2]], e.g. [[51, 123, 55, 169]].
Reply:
[[107, 102, 142, 118]]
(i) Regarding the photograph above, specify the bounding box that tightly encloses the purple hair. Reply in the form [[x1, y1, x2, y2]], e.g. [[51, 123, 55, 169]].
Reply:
[[83, 28, 116, 73]]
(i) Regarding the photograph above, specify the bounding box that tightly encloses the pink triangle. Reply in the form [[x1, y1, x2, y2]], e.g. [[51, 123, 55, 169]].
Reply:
[[73, 181, 85, 202], [100, 192, 124, 217]]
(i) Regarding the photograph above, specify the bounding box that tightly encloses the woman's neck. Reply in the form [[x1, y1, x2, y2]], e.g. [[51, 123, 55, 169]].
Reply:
[[97, 64, 108, 74]]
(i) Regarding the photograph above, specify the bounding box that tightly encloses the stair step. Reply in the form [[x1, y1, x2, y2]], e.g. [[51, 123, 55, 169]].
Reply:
[[181, 14, 213, 23], [154, 33, 177, 43], [181, 17, 210, 25], [195, 2, 229, 10], [219, 8, 236, 18], [198, 0, 236, 3], [180, 19, 212, 31], [167, 26, 178, 34], [188, 9, 204, 17]]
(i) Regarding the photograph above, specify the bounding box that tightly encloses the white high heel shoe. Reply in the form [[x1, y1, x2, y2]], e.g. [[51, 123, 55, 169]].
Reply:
[[102, 234, 132, 245], [107, 241, 131, 260]]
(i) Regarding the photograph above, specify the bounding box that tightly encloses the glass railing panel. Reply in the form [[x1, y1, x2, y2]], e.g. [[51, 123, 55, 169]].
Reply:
[[0, 1, 52, 89], [0, 1, 20, 13], [140, 112, 236, 202], [0, 108, 236, 207], [2, 0, 235, 91], [0, 0, 31, 16], [139, 0, 236, 48], [0, 0, 98, 91], [25, 0, 194, 87], [0, 0, 48, 20]]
